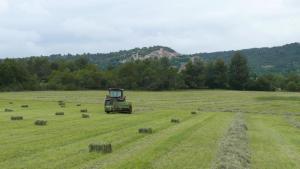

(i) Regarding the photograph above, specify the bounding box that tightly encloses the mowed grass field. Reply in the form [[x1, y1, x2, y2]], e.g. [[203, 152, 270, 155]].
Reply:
[[0, 90, 300, 169]]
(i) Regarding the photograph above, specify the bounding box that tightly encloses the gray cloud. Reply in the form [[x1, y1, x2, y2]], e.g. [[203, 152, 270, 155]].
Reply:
[[0, 0, 299, 57]]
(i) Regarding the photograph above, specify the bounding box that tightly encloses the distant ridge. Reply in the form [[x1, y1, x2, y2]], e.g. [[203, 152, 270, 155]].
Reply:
[[44, 42, 300, 73]]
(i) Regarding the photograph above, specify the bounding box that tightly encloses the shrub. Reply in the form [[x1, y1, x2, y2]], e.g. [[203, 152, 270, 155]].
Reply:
[[21, 105, 29, 108], [171, 119, 180, 123], [11, 116, 23, 120], [89, 143, 112, 153], [55, 112, 64, 115], [5, 108, 13, 112], [35, 120, 47, 126], [80, 109, 88, 113], [138, 128, 153, 134], [82, 114, 90, 118]]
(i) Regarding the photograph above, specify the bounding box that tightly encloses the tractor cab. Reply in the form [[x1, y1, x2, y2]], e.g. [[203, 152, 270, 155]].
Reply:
[[108, 88, 125, 100], [104, 88, 132, 114]]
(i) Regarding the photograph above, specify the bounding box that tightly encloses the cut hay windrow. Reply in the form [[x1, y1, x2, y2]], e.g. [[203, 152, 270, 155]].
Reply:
[[21, 105, 29, 108], [171, 119, 180, 123], [138, 128, 153, 134], [80, 109, 88, 113], [4, 108, 13, 112], [285, 113, 300, 128], [11, 116, 23, 120], [89, 143, 112, 153], [35, 120, 47, 126], [212, 113, 250, 169], [82, 114, 90, 118], [55, 112, 64, 115]]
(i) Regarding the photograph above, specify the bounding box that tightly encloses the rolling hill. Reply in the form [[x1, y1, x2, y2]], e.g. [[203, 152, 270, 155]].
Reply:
[[48, 42, 300, 74]]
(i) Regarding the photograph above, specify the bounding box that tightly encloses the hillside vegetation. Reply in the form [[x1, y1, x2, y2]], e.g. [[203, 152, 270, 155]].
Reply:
[[47, 43, 300, 74]]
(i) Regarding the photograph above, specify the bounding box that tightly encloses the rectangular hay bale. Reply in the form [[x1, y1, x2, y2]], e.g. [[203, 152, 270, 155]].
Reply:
[[138, 128, 153, 134], [171, 119, 180, 123], [58, 101, 66, 107], [55, 112, 64, 115], [35, 120, 47, 126], [5, 108, 13, 112], [191, 111, 197, 114], [80, 109, 88, 113], [89, 143, 112, 153], [11, 116, 23, 120], [82, 114, 90, 118]]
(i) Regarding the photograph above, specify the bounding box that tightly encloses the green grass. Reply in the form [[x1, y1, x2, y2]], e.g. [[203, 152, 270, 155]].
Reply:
[[0, 90, 300, 169]]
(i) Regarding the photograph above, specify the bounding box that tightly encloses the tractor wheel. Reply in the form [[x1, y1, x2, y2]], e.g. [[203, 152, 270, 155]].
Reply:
[[128, 105, 132, 114]]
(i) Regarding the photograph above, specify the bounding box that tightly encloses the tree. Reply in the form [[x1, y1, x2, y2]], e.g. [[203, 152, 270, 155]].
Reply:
[[206, 59, 228, 89], [228, 53, 249, 90], [181, 58, 206, 89], [286, 81, 299, 91]]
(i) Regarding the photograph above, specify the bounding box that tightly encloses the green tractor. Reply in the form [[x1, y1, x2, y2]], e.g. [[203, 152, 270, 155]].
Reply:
[[104, 88, 132, 114]]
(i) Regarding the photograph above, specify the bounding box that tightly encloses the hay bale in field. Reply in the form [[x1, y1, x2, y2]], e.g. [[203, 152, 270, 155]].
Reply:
[[191, 111, 197, 114], [89, 143, 112, 153], [171, 118, 180, 123], [58, 100, 64, 104], [35, 120, 47, 126], [138, 128, 153, 134], [76, 104, 81, 106], [21, 105, 29, 108], [55, 112, 64, 115], [58, 101, 66, 107], [80, 109, 88, 113], [4, 108, 13, 112], [11, 116, 23, 120], [82, 113, 90, 118]]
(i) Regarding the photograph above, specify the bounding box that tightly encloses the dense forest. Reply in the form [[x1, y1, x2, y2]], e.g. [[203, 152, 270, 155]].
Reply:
[[0, 53, 300, 92], [45, 43, 300, 74]]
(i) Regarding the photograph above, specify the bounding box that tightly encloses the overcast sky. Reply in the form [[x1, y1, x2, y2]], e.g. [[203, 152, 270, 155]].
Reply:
[[0, 0, 299, 58]]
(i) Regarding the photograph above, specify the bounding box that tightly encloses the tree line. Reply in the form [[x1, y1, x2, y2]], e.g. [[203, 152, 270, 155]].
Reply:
[[0, 53, 299, 91]]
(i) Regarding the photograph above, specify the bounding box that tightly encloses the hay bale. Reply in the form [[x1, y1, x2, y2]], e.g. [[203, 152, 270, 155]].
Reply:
[[89, 143, 112, 153], [171, 119, 180, 123], [82, 114, 90, 118], [58, 100, 64, 104], [58, 101, 66, 107], [21, 105, 29, 108], [80, 109, 88, 113], [55, 112, 64, 115], [138, 128, 153, 134], [76, 104, 81, 106], [35, 120, 47, 126], [191, 111, 197, 114], [4, 108, 13, 112], [11, 116, 23, 120]]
